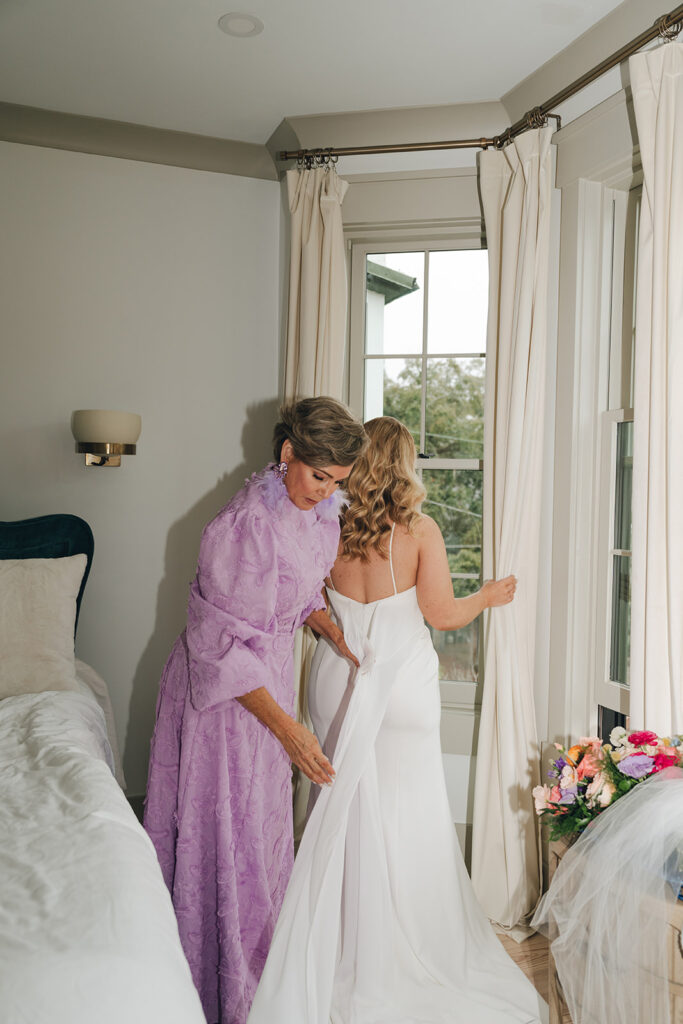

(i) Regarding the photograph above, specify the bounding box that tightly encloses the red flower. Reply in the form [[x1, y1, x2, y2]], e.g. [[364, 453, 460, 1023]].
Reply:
[[652, 752, 678, 772], [628, 730, 659, 746]]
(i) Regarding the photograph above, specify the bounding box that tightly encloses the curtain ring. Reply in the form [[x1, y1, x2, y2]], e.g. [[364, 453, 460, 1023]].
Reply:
[[656, 14, 682, 40], [525, 106, 547, 130]]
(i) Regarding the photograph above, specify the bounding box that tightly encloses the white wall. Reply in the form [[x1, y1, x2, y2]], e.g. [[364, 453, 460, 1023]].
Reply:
[[0, 141, 282, 795]]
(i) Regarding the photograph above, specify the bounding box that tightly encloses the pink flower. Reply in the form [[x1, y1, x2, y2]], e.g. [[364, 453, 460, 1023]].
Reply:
[[549, 785, 562, 804], [577, 751, 602, 779], [628, 730, 659, 746], [652, 752, 679, 773]]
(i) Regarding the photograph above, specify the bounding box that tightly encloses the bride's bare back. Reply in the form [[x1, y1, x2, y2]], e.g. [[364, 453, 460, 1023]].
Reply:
[[329, 514, 516, 630]]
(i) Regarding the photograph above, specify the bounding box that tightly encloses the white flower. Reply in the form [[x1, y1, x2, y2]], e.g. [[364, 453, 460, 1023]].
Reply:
[[532, 785, 551, 813], [610, 726, 628, 747], [585, 772, 616, 808], [560, 765, 578, 789]]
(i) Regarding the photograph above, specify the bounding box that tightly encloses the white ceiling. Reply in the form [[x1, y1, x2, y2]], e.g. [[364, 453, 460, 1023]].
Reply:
[[0, 0, 628, 145]]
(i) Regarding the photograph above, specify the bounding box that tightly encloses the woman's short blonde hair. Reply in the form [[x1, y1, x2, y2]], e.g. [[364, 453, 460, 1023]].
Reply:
[[272, 396, 367, 469], [340, 416, 426, 560]]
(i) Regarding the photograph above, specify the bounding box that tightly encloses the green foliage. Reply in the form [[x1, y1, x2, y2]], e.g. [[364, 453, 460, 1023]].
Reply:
[[380, 357, 484, 581]]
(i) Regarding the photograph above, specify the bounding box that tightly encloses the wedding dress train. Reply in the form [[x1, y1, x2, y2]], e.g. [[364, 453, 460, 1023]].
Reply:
[[248, 538, 545, 1024]]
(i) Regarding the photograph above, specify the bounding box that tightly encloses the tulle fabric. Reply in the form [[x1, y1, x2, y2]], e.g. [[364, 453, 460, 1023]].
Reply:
[[532, 768, 683, 1024]]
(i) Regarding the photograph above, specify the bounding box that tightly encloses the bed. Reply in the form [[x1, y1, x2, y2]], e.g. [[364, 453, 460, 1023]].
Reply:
[[0, 514, 206, 1024]]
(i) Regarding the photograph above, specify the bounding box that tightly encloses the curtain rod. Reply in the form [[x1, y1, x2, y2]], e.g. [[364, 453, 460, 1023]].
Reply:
[[280, 4, 683, 163]]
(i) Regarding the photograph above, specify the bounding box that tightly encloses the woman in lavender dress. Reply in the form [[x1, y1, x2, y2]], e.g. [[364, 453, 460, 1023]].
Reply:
[[144, 397, 367, 1024]]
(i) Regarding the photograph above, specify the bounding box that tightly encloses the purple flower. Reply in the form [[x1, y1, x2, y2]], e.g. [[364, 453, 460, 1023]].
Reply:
[[553, 758, 567, 772], [558, 789, 577, 805], [617, 753, 655, 779]]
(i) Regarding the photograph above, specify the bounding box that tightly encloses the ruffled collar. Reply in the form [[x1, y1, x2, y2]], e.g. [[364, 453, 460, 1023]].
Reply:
[[249, 464, 348, 523]]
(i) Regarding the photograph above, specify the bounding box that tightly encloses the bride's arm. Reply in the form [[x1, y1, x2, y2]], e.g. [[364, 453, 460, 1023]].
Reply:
[[414, 515, 516, 631]]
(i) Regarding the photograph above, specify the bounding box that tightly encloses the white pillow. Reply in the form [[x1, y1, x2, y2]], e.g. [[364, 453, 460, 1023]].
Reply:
[[0, 554, 87, 699]]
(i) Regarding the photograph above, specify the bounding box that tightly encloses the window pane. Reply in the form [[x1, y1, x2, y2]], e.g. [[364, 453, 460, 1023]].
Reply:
[[610, 554, 631, 686], [365, 252, 423, 356], [614, 420, 633, 551], [421, 468, 482, 576], [364, 357, 421, 446], [424, 358, 485, 459], [429, 577, 480, 682], [427, 249, 488, 354]]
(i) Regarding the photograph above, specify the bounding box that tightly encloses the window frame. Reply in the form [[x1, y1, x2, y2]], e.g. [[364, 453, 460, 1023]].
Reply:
[[348, 236, 488, 706], [595, 407, 633, 718]]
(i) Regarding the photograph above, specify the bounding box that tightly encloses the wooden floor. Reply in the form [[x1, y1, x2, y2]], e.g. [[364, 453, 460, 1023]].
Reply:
[[497, 931, 573, 1024]]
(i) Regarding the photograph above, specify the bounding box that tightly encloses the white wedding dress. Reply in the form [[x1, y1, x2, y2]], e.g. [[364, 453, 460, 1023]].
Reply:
[[248, 527, 545, 1024]]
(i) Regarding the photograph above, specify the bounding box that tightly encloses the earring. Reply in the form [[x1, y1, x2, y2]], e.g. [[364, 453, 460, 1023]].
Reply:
[[275, 461, 288, 479]]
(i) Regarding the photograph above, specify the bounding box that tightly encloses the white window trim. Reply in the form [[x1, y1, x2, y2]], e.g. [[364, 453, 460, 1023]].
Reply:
[[595, 408, 633, 717]]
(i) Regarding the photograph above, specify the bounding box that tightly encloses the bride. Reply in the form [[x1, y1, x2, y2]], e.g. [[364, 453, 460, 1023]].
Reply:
[[248, 417, 544, 1024]]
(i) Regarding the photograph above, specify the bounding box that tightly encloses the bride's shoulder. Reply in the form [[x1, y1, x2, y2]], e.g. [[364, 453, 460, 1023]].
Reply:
[[411, 513, 441, 539]]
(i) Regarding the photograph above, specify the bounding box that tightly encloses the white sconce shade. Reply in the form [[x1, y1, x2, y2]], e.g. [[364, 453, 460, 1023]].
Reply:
[[71, 409, 142, 467]]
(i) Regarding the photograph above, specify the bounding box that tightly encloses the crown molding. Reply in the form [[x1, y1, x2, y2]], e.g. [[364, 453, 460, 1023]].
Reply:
[[0, 102, 277, 181], [554, 88, 641, 189]]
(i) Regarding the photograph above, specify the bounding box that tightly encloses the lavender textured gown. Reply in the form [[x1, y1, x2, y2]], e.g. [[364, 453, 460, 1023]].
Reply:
[[144, 466, 343, 1024]]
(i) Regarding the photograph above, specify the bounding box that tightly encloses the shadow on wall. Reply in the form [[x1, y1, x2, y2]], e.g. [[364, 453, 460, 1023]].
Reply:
[[124, 397, 280, 793]]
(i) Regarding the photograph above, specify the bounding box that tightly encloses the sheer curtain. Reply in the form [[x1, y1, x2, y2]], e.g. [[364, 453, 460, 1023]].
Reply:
[[471, 126, 554, 930], [629, 41, 683, 736], [284, 165, 350, 837]]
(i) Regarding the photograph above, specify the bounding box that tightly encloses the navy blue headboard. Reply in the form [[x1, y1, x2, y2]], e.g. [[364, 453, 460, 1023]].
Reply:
[[0, 514, 94, 635]]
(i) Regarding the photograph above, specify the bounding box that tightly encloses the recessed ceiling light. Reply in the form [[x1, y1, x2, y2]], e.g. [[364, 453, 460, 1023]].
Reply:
[[218, 12, 264, 37]]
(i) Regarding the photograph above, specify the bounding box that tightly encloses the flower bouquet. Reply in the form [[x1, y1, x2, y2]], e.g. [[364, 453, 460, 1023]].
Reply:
[[533, 729, 683, 842]]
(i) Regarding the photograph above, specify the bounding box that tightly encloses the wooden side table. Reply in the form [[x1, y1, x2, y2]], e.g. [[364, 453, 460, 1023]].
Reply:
[[547, 835, 683, 1024]]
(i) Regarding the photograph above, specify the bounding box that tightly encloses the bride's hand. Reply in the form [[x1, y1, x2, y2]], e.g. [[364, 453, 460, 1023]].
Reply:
[[278, 719, 335, 786], [481, 575, 517, 607]]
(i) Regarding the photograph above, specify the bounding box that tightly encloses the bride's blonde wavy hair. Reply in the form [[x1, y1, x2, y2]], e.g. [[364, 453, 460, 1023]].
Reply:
[[340, 417, 426, 561]]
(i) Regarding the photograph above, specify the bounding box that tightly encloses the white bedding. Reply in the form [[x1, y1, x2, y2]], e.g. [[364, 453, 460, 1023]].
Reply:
[[0, 682, 206, 1024]]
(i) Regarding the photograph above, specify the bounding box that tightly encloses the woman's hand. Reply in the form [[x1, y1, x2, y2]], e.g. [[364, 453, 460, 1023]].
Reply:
[[304, 609, 360, 667], [278, 719, 335, 786], [481, 575, 517, 608], [326, 624, 360, 667], [237, 687, 334, 785]]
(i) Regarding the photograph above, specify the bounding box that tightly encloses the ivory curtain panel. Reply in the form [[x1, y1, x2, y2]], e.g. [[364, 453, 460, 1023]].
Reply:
[[629, 41, 683, 736], [471, 126, 554, 930], [283, 165, 350, 837], [284, 166, 349, 399]]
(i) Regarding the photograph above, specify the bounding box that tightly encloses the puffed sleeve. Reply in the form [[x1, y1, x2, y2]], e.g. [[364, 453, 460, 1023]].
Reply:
[[296, 588, 327, 630], [185, 506, 279, 711]]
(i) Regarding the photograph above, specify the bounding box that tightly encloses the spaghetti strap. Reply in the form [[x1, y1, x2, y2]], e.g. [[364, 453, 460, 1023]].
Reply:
[[327, 574, 336, 592], [388, 522, 397, 595]]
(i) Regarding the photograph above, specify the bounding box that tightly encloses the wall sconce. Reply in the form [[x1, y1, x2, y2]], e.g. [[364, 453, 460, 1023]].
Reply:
[[71, 410, 142, 467]]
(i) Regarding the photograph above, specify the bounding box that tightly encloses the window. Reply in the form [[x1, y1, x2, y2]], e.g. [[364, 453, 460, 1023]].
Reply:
[[595, 186, 640, 719], [350, 243, 488, 686], [608, 416, 633, 686]]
